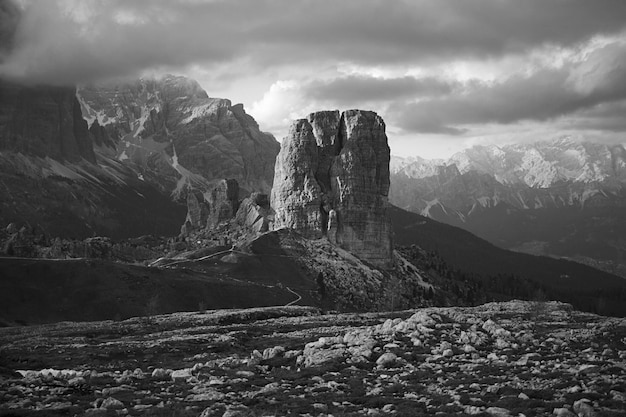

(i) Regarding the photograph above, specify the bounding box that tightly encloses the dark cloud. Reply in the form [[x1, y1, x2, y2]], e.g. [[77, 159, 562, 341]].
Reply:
[[561, 100, 626, 132], [2, 0, 626, 85], [304, 75, 454, 104], [0, 0, 244, 85], [393, 43, 626, 134], [0, 0, 20, 60], [249, 0, 626, 64]]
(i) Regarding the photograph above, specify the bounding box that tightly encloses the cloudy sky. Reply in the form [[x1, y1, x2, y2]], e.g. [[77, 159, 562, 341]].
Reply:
[[2, 0, 626, 158]]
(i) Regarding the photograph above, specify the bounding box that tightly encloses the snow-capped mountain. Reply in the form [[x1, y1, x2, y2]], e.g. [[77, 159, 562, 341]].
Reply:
[[390, 155, 443, 179], [447, 138, 626, 188], [392, 138, 626, 213], [390, 138, 626, 278]]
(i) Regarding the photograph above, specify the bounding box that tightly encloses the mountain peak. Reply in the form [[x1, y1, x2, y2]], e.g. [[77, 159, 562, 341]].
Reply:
[[150, 74, 209, 100], [429, 139, 626, 188], [77, 74, 279, 195]]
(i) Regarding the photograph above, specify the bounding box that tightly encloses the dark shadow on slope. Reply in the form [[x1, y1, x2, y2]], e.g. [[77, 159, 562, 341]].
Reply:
[[0, 257, 296, 326], [158, 229, 320, 306]]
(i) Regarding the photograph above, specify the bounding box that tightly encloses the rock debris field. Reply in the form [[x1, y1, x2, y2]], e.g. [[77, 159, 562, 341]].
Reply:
[[1, 301, 625, 417]]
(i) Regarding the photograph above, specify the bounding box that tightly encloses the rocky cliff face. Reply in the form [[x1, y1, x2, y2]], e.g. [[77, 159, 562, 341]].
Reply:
[[0, 81, 95, 163], [272, 110, 392, 268], [205, 179, 240, 229], [77, 75, 279, 196], [0, 79, 187, 239], [180, 179, 240, 236], [235, 192, 272, 233]]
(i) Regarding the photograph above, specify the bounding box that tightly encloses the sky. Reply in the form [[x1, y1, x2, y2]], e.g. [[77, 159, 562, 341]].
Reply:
[[1, 0, 626, 159]]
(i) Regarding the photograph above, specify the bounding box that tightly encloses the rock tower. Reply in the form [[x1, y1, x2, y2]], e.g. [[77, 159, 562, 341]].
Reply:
[[271, 110, 393, 268]]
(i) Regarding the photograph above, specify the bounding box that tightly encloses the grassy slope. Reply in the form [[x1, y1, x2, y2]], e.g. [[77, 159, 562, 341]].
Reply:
[[0, 258, 296, 326]]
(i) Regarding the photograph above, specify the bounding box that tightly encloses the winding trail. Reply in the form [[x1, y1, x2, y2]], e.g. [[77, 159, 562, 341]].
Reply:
[[284, 286, 302, 306], [147, 246, 305, 307], [148, 245, 241, 268]]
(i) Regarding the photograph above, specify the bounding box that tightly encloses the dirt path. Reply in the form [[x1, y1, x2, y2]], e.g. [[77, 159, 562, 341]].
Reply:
[[285, 286, 302, 306]]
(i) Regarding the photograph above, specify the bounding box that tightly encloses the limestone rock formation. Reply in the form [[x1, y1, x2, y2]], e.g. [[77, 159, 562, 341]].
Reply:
[[181, 179, 240, 235], [180, 191, 209, 236], [78, 75, 279, 195], [235, 192, 272, 233], [271, 110, 393, 268], [206, 179, 239, 229], [271, 118, 324, 237]]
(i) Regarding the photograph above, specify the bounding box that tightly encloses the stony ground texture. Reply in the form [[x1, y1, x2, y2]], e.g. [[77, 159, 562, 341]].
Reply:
[[0, 301, 625, 417]]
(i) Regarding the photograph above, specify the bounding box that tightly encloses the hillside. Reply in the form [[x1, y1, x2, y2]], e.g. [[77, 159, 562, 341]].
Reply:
[[0, 226, 434, 326], [391, 206, 626, 316]]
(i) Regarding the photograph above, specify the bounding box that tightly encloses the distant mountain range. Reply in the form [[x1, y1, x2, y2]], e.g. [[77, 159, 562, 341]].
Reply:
[[390, 138, 626, 277]]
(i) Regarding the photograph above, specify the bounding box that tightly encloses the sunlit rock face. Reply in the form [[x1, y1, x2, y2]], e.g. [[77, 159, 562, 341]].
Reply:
[[78, 75, 279, 196], [271, 109, 393, 268], [235, 192, 272, 233]]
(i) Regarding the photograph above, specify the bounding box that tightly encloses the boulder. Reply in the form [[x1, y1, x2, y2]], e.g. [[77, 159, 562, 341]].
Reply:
[[170, 368, 192, 382], [100, 397, 124, 410], [376, 352, 398, 368]]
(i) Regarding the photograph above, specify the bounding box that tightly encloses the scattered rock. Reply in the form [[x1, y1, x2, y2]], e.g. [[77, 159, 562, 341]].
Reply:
[[573, 399, 598, 417], [553, 408, 576, 417], [222, 404, 255, 417], [578, 364, 600, 375], [100, 397, 124, 410], [262, 346, 286, 360], [171, 368, 193, 382], [151, 368, 171, 380], [0, 301, 624, 417], [376, 352, 398, 368], [486, 406, 512, 417]]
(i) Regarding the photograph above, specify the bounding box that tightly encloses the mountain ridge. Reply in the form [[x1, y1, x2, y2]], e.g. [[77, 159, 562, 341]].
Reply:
[[393, 138, 626, 187], [390, 138, 626, 278], [77, 74, 279, 197]]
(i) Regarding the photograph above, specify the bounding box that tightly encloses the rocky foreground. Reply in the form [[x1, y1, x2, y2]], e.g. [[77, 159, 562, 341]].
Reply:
[[0, 301, 625, 417]]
